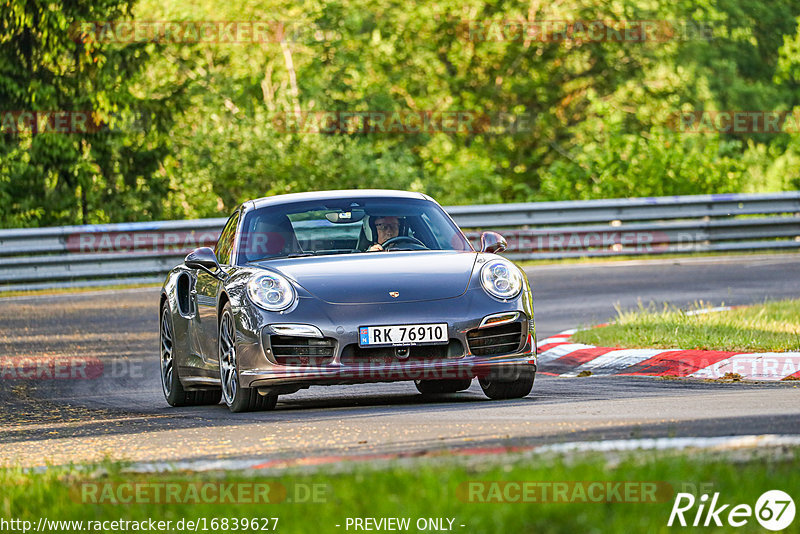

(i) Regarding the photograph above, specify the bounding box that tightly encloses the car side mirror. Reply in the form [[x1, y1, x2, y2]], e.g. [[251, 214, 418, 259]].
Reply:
[[185, 247, 226, 279], [480, 231, 507, 254]]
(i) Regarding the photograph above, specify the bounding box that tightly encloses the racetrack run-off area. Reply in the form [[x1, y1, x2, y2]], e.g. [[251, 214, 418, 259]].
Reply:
[[0, 254, 799, 468]]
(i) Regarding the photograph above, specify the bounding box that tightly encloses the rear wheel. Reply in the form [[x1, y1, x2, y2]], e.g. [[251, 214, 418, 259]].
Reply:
[[414, 378, 472, 395], [479, 369, 535, 400], [219, 302, 277, 413], [160, 303, 221, 407]]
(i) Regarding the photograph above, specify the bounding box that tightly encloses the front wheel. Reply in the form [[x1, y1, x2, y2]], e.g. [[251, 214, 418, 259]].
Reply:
[[219, 302, 277, 413], [479, 369, 535, 400]]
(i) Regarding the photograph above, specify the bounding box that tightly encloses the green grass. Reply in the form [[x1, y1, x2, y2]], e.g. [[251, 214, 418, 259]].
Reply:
[[572, 299, 800, 352], [3, 450, 798, 533]]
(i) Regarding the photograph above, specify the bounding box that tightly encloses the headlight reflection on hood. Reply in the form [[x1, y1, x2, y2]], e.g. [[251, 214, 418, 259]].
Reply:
[[247, 273, 296, 311], [480, 259, 523, 300]]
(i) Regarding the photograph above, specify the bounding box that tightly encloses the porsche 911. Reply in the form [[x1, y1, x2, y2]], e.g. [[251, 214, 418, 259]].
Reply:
[[159, 190, 536, 412]]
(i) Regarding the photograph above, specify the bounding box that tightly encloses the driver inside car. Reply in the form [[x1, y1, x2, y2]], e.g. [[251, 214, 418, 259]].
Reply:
[[367, 216, 401, 252]]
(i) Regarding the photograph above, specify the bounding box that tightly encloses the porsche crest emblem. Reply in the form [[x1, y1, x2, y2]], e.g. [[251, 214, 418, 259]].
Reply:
[[389, 291, 399, 298]]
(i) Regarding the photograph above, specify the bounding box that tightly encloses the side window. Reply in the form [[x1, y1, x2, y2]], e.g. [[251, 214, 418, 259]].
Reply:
[[215, 210, 240, 265]]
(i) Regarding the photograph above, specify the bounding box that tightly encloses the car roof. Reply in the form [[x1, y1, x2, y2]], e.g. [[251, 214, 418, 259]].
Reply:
[[248, 189, 432, 210]]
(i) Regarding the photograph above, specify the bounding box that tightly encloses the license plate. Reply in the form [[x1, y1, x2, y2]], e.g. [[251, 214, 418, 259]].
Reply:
[[359, 323, 448, 347]]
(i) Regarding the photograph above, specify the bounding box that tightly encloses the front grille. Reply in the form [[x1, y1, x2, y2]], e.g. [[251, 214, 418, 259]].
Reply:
[[341, 340, 463, 365], [269, 335, 335, 366], [467, 322, 523, 356]]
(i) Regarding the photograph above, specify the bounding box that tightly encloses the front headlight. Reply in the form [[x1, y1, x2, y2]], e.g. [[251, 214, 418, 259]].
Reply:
[[247, 272, 296, 311], [480, 259, 523, 300]]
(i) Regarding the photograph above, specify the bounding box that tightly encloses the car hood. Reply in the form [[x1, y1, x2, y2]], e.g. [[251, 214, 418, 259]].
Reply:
[[253, 251, 477, 304]]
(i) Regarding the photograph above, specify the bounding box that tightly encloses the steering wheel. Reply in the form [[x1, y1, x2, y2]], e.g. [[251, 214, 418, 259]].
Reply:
[[380, 236, 427, 250]]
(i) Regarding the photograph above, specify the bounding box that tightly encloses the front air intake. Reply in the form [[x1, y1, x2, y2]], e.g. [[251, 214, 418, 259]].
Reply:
[[269, 335, 335, 366], [340, 340, 464, 365], [467, 322, 524, 356]]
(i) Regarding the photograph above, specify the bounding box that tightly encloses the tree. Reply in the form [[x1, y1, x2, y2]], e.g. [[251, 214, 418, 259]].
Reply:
[[0, 0, 186, 227]]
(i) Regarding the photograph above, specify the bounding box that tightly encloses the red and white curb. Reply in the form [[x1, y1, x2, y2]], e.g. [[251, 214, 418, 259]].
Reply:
[[537, 330, 800, 381]]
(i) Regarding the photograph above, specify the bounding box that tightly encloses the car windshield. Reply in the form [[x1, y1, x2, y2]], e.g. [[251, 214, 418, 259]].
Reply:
[[237, 197, 473, 263]]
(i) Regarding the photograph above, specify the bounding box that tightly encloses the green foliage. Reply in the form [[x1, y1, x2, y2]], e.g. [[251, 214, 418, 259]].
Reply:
[[538, 126, 749, 200], [0, 0, 187, 227], [2, 0, 800, 225]]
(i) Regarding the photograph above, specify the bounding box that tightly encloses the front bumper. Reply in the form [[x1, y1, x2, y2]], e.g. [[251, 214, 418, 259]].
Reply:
[[241, 356, 535, 391], [234, 287, 536, 390]]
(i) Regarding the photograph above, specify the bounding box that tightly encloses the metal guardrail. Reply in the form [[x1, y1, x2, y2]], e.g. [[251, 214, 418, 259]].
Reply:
[[1, 192, 798, 291]]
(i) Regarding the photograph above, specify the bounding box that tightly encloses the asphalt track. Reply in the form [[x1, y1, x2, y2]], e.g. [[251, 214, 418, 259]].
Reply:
[[1, 254, 799, 468]]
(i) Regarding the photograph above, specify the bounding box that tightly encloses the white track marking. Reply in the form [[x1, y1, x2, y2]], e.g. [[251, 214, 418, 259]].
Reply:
[[560, 349, 680, 377], [537, 343, 595, 364]]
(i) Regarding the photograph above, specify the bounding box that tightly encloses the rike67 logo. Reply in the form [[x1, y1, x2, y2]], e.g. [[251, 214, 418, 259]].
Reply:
[[668, 490, 795, 531]]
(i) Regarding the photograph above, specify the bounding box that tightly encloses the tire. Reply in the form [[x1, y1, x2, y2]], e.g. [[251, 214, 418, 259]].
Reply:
[[414, 378, 472, 394], [218, 302, 278, 413], [479, 369, 535, 400], [160, 302, 221, 407]]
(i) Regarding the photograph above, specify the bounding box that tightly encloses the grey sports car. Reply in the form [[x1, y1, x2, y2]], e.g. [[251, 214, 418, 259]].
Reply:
[[159, 190, 536, 412]]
